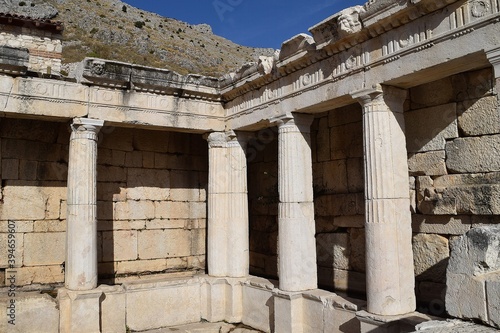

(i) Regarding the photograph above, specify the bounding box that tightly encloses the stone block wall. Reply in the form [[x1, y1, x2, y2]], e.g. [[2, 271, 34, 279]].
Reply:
[[311, 104, 366, 296], [247, 131, 279, 278], [406, 67, 500, 316], [0, 24, 62, 74], [95, 127, 208, 281], [0, 119, 69, 287], [0, 118, 208, 287]]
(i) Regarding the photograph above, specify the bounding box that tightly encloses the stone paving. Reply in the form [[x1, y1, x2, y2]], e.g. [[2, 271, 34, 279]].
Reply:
[[136, 321, 263, 333], [412, 320, 500, 332]]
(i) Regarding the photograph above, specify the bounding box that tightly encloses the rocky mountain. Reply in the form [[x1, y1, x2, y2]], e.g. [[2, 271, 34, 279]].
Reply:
[[0, 0, 275, 76]]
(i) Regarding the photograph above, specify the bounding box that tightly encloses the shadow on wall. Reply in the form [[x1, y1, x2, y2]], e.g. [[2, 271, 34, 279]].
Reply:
[[0, 118, 69, 288]]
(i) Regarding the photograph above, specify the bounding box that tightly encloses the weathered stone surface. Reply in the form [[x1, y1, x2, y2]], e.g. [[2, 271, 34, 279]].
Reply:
[[313, 160, 348, 194], [6, 265, 64, 286], [413, 319, 499, 332], [412, 215, 471, 235], [0, 184, 51, 220], [349, 228, 365, 273], [114, 200, 155, 220], [409, 76, 457, 109], [486, 277, 500, 328], [125, 278, 201, 331], [412, 234, 449, 283], [316, 233, 350, 270], [446, 136, 500, 173], [315, 117, 331, 162], [0, 293, 59, 333], [24, 232, 65, 266], [126, 168, 170, 201], [2, 158, 19, 179], [446, 226, 500, 327], [458, 96, 500, 136], [102, 231, 138, 262], [408, 151, 447, 176], [446, 272, 488, 322], [418, 184, 500, 215], [137, 229, 191, 259], [346, 157, 364, 193], [334, 215, 364, 228], [448, 226, 500, 276], [405, 104, 458, 153]]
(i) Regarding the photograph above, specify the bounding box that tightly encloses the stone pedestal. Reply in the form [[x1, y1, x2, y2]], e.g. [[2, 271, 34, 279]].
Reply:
[[66, 118, 103, 291], [274, 290, 304, 333], [205, 131, 249, 277], [202, 277, 245, 323], [58, 288, 103, 333], [275, 114, 317, 292], [351, 86, 416, 316]]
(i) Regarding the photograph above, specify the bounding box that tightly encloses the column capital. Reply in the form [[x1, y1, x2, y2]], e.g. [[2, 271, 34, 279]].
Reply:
[[205, 130, 253, 149], [204, 131, 227, 148], [71, 118, 104, 133], [351, 84, 407, 111], [350, 84, 383, 106], [486, 47, 500, 77], [271, 113, 314, 133]]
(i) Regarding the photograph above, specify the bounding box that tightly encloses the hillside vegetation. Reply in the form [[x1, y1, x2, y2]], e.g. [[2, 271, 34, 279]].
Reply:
[[10, 0, 276, 76]]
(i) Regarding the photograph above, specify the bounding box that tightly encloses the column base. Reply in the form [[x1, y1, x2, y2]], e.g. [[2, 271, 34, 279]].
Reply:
[[273, 289, 304, 333], [58, 288, 103, 333], [202, 276, 245, 323], [356, 310, 436, 333]]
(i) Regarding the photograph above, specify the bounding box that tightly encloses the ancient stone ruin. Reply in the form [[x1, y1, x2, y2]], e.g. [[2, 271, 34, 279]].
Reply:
[[0, 0, 499, 332]]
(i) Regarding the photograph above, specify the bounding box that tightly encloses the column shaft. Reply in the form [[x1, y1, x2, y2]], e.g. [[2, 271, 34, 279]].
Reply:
[[65, 118, 103, 290], [206, 131, 249, 277], [276, 114, 317, 292], [352, 85, 415, 316]]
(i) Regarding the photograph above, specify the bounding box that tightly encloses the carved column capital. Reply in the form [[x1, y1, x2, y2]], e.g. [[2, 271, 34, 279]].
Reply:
[[486, 47, 500, 77], [71, 118, 104, 133], [351, 84, 407, 111], [272, 113, 314, 133], [205, 131, 253, 149]]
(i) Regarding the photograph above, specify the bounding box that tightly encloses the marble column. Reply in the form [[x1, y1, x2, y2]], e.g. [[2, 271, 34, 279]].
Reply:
[[351, 85, 416, 316], [65, 118, 103, 290], [275, 113, 317, 292], [206, 131, 249, 277]]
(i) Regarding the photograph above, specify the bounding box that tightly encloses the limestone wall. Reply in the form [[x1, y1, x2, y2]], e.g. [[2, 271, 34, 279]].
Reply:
[[95, 127, 208, 282], [0, 119, 69, 286], [312, 104, 366, 296], [406, 67, 500, 316], [247, 132, 279, 278], [0, 24, 62, 74], [0, 118, 208, 287]]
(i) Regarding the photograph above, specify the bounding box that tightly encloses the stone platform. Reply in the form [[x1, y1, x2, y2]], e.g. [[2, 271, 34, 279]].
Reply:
[[136, 321, 263, 333]]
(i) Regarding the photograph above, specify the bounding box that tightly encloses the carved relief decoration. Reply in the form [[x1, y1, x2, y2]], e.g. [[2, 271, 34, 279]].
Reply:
[[471, 0, 490, 17]]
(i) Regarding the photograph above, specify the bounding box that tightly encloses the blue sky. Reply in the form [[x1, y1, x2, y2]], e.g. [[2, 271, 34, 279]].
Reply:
[[122, 0, 362, 49]]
